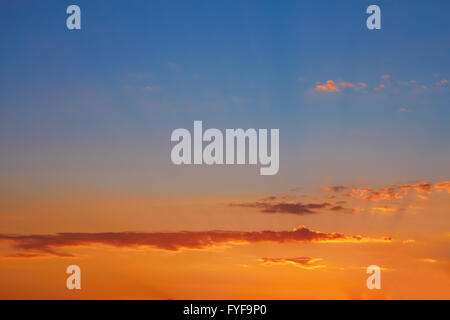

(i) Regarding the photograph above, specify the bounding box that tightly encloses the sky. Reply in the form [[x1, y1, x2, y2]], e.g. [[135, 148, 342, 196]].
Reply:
[[0, 0, 449, 299]]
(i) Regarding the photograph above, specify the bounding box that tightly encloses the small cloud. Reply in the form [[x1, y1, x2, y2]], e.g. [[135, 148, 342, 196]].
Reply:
[[399, 182, 432, 194], [315, 80, 340, 92], [434, 181, 450, 193], [339, 81, 355, 88], [261, 195, 277, 201], [312, 80, 367, 93], [371, 206, 402, 214], [343, 181, 435, 202], [436, 79, 448, 86], [381, 74, 391, 80], [259, 257, 326, 270], [418, 258, 438, 264], [323, 185, 351, 193], [358, 82, 367, 88], [398, 107, 410, 112]]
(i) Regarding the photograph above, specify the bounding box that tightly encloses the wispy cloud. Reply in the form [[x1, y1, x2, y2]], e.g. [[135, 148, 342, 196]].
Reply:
[[323, 181, 444, 202], [371, 206, 402, 214], [435, 181, 450, 193], [259, 257, 326, 270]]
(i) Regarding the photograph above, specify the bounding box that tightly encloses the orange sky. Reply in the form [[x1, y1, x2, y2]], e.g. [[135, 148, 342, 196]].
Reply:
[[1, 180, 449, 299]]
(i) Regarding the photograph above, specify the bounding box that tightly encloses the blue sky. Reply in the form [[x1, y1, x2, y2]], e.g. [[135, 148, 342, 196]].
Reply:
[[0, 0, 449, 194]]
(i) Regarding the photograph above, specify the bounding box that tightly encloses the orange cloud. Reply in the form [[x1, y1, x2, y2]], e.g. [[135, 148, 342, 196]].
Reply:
[[399, 182, 432, 193], [418, 258, 438, 264], [313, 80, 368, 93], [371, 206, 402, 214], [260, 257, 326, 269], [324, 180, 447, 202], [434, 181, 450, 193], [315, 80, 340, 92], [340, 81, 355, 88], [344, 187, 405, 202], [0, 226, 391, 257]]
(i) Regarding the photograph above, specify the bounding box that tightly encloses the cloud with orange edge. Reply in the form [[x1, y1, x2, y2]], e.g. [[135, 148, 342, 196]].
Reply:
[[315, 80, 340, 92], [0, 226, 391, 258], [371, 206, 402, 214], [323, 180, 449, 202], [259, 257, 326, 270], [313, 80, 370, 93], [434, 181, 450, 193], [229, 200, 356, 215]]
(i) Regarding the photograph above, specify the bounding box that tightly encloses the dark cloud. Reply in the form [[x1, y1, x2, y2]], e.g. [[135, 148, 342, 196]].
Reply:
[[323, 186, 351, 193], [230, 201, 355, 215], [0, 226, 390, 258]]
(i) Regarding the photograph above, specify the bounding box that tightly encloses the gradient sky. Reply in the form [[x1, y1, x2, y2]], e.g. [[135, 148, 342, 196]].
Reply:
[[0, 0, 449, 299]]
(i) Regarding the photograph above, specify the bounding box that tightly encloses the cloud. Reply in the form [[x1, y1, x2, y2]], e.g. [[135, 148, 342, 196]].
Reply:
[[0, 226, 391, 258], [374, 83, 385, 91], [371, 206, 402, 214], [399, 182, 432, 193], [315, 80, 340, 92], [344, 187, 405, 202], [322, 180, 450, 208], [261, 195, 277, 201], [358, 82, 367, 88], [418, 258, 438, 264], [259, 257, 326, 270], [434, 181, 450, 193], [322, 186, 351, 193], [323, 181, 440, 202], [381, 74, 391, 80], [229, 201, 355, 215], [436, 79, 448, 87], [339, 82, 355, 88], [313, 80, 366, 93], [4, 253, 51, 259]]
